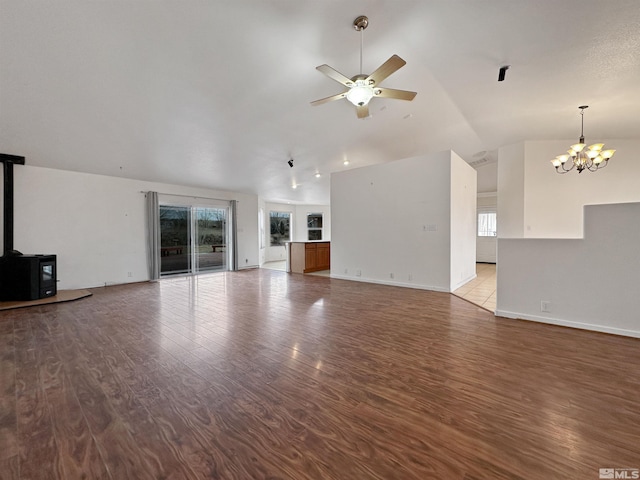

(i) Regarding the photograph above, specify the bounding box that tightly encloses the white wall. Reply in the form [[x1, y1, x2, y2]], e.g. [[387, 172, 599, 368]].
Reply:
[[3, 165, 259, 289], [450, 152, 477, 290], [293, 204, 331, 243], [498, 140, 640, 238], [476, 162, 498, 194], [260, 203, 331, 263], [497, 202, 640, 338], [496, 139, 640, 338], [523, 140, 640, 237], [497, 142, 525, 238], [331, 151, 476, 292]]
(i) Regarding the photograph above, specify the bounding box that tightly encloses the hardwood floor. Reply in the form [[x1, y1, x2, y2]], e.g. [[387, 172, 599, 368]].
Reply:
[[0, 269, 638, 479]]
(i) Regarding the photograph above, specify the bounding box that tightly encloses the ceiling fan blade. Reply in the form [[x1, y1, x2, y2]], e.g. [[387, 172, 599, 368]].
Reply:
[[356, 104, 369, 119], [310, 92, 347, 106], [374, 87, 417, 101], [316, 64, 354, 87], [366, 54, 406, 86]]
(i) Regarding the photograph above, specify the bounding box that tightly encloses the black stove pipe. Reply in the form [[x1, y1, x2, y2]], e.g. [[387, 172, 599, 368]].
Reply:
[[0, 154, 26, 256]]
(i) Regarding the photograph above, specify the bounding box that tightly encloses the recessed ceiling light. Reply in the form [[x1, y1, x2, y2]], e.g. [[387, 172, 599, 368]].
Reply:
[[292, 184, 297, 189], [315, 172, 321, 178], [343, 160, 350, 166]]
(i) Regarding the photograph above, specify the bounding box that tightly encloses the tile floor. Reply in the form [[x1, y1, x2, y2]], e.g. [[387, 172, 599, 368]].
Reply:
[[453, 263, 497, 312], [262, 261, 497, 312], [262, 260, 331, 277], [261, 260, 286, 271]]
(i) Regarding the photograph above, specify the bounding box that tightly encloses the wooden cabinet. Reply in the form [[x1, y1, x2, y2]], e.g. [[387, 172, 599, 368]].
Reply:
[[289, 242, 330, 273], [316, 243, 330, 269], [305, 244, 317, 271]]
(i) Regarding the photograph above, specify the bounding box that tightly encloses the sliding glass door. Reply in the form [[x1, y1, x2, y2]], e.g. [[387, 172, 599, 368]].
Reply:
[[160, 204, 229, 276], [194, 207, 227, 273], [160, 206, 191, 275]]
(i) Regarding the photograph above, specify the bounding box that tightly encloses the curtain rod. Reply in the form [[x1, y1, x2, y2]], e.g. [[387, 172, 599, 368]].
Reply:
[[140, 191, 238, 203]]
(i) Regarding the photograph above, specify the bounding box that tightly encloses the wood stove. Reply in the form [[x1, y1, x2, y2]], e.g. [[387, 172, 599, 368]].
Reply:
[[0, 254, 57, 301], [0, 153, 58, 301]]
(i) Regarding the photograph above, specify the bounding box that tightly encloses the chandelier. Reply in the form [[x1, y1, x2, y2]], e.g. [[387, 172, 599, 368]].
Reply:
[[551, 106, 615, 174]]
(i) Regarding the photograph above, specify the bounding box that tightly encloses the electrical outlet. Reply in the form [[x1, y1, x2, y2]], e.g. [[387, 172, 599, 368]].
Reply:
[[390, 273, 394, 279], [541, 301, 551, 312], [344, 268, 348, 274], [356, 270, 361, 277], [408, 273, 413, 281], [127, 271, 133, 278]]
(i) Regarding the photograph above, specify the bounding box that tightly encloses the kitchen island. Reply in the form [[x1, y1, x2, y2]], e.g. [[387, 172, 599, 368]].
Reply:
[[288, 241, 330, 274]]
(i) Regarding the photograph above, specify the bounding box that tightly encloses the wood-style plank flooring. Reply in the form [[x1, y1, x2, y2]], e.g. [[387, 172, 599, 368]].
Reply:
[[0, 269, 639, 479]]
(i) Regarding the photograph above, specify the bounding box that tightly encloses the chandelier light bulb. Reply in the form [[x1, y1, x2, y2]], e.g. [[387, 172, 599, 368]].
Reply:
[[570, 143, 585, 153]]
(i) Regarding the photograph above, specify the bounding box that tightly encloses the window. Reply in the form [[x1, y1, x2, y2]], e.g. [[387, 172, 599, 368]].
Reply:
[[269, 211, 291, 246], [307, 213, 323, 241], [478, 212, 497, 237]]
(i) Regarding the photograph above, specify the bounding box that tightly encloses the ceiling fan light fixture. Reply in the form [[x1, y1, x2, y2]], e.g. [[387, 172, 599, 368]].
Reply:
[[311, 16, 416, 118], [346, 80, 375, 106]]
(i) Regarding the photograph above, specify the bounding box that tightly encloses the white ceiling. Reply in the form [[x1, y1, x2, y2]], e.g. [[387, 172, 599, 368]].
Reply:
[[1, 1, 639, 204]]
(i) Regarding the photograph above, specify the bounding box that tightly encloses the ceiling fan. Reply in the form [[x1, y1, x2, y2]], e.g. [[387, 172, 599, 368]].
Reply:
[[311, 16, 417, 119]]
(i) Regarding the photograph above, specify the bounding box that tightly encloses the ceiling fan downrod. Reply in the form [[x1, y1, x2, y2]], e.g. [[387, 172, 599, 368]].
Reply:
[[353, 16, 368, 75]]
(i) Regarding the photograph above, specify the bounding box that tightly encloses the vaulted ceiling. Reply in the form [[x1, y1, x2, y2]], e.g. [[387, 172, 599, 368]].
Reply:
[[1, 1, 639, 204]]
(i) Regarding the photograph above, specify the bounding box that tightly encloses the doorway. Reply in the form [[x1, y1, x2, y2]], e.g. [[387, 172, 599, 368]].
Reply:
[[159, 204, 230, 276], [476, 208, 497, 263]]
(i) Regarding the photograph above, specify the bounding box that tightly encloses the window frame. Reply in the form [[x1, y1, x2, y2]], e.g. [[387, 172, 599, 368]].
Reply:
[[477, 211, 497, 237], [307, 212, 323, 241], [269, 210, 292, 246]]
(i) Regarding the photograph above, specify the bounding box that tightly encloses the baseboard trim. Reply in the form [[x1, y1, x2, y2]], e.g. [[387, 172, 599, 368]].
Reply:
[[329, 274, 450, 293], [495, 309, 640, 339], [451, 273, 477, 292]]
